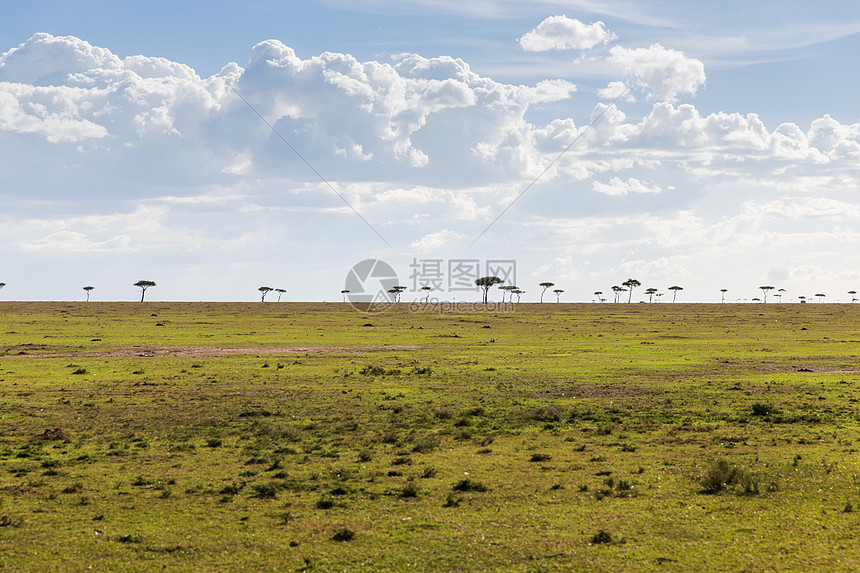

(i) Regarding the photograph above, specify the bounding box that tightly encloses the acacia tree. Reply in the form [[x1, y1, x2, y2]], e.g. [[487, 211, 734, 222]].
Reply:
[[475, 276, 503, 303], [594, 291, 603, 303], [668, 285, 683, 303], [341, 289, 350, 302], [798, 295, 807, 303], [776, 288, 786, 303], [759, 285, 774, 303], [645, 287, 658, 303], [611, 286, 622, 303], [0, 282, 5, 291], [387, 285, 407, 303], [815, 293, 826, 303], [499, 285, 516, 303], [259, 286, 273, 302], [553, 289, 564, 302], [83, 286, 94, 301], [134, 280, 156, 302], [511, 288, 524, 303], [849, 290, 857, 303], [420, 285, 433, 302], [720, 288, 728, 302], [538, 282, 555, 303], [622, 279, 640, 303], [275, 288, 286, 302]]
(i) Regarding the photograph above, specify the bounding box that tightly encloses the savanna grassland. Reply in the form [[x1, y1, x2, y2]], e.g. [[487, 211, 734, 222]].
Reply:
[[1, 301, 859, 572]]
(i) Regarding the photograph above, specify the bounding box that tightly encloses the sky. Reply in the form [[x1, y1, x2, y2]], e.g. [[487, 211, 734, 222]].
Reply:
[[1, 0, 860, 303]]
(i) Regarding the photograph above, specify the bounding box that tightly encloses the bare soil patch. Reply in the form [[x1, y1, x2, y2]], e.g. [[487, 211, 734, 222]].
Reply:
[[0, 344, 420, 359]]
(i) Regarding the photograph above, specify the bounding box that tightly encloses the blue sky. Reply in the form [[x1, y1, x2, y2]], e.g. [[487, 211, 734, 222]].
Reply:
[[1, 1, 860, 302]]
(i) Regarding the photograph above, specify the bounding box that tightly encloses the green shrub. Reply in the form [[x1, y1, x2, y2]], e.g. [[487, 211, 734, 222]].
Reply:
[[591, 530, 612, 544], [332, 528, 355, 542], [452, 478, 487, 492]]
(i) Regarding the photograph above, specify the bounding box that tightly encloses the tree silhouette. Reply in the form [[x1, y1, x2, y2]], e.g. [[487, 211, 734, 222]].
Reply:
[[668, 285, 683, 303], [720, 288, 728, 303], [622, 279, 640, 303], [645, 287, 658, 303], [553, 289, 564, 302], [611, 286, 623, 303], [475, 276, 503, 303], [798, 295, 807, 303], [0, 282, 5, 291], [499, 285, 516, 303], [776, 288, 786, 303], [259, 286, 273, 302], [420, 285, 433, 302], [815, 293, 826, 303], [387, 285, 407, 303], [593, 291, 603, 303], [275, 288, 286, 302], [511, 288, 524, 303], [134, 280, 156, 302], [538, 282, 555, 303], [83, 286, 94, 302], [759, 285, 774, 303], [341, 289, 350, 302], [849, 290, 857, 303]]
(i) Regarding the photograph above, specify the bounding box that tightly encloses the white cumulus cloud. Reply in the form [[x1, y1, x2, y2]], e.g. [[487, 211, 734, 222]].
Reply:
[[519, 16, 616, 51], [607, 43, 705, 102], [592, 177, 662, 196]]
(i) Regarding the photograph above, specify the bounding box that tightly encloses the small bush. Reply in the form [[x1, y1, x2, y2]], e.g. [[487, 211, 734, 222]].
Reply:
[[528, 407, 561, 423], [332, 528, 355, 542], [700, 459, 759, 495], [400, 482, 420, 498], [701, 460, 737, 493], [420, 466, 437, 479], [316, 498, 334, 509], [452, 478, 487, 492], [530, 453, 552, 463], [443, 493, 461, 507], [251, 483, 279, 499], [751, 403, 778, 417], [412, 436, 441, 454], [591, 530, 612, 544]]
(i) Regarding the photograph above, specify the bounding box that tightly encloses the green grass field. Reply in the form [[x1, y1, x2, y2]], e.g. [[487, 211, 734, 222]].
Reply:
[[1, 302, 859, 571]]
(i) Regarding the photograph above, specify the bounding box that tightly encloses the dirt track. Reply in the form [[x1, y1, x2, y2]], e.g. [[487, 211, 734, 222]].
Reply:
[[0, 344, 419, 359]]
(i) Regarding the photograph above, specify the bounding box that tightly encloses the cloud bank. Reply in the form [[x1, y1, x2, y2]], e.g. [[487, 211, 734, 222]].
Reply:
[[1, 32, 859, 301]]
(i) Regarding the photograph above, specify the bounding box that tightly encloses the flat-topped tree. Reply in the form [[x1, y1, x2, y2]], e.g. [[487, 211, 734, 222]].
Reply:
[[538, 282, 555, 303], [849, 290, 857, 303], [258, 286, 273, 302], [499, 285, 517, 303], [720, 288, 728, 302], [645, 287, 658, 303], [668, 285, 683, 303], [134, 280, 156, 302], [475, 276, 503, 303], [759, 285, 774, 303], [341, 289, 350, 302], [420, 285, 433, 302], [275, 288, 286, 302], [83, 286, 94, 301], [0, 282, 5, 291], [815, 293, 826, 303], [622, 279, 640, 303], [552, 289, 564, 302]]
